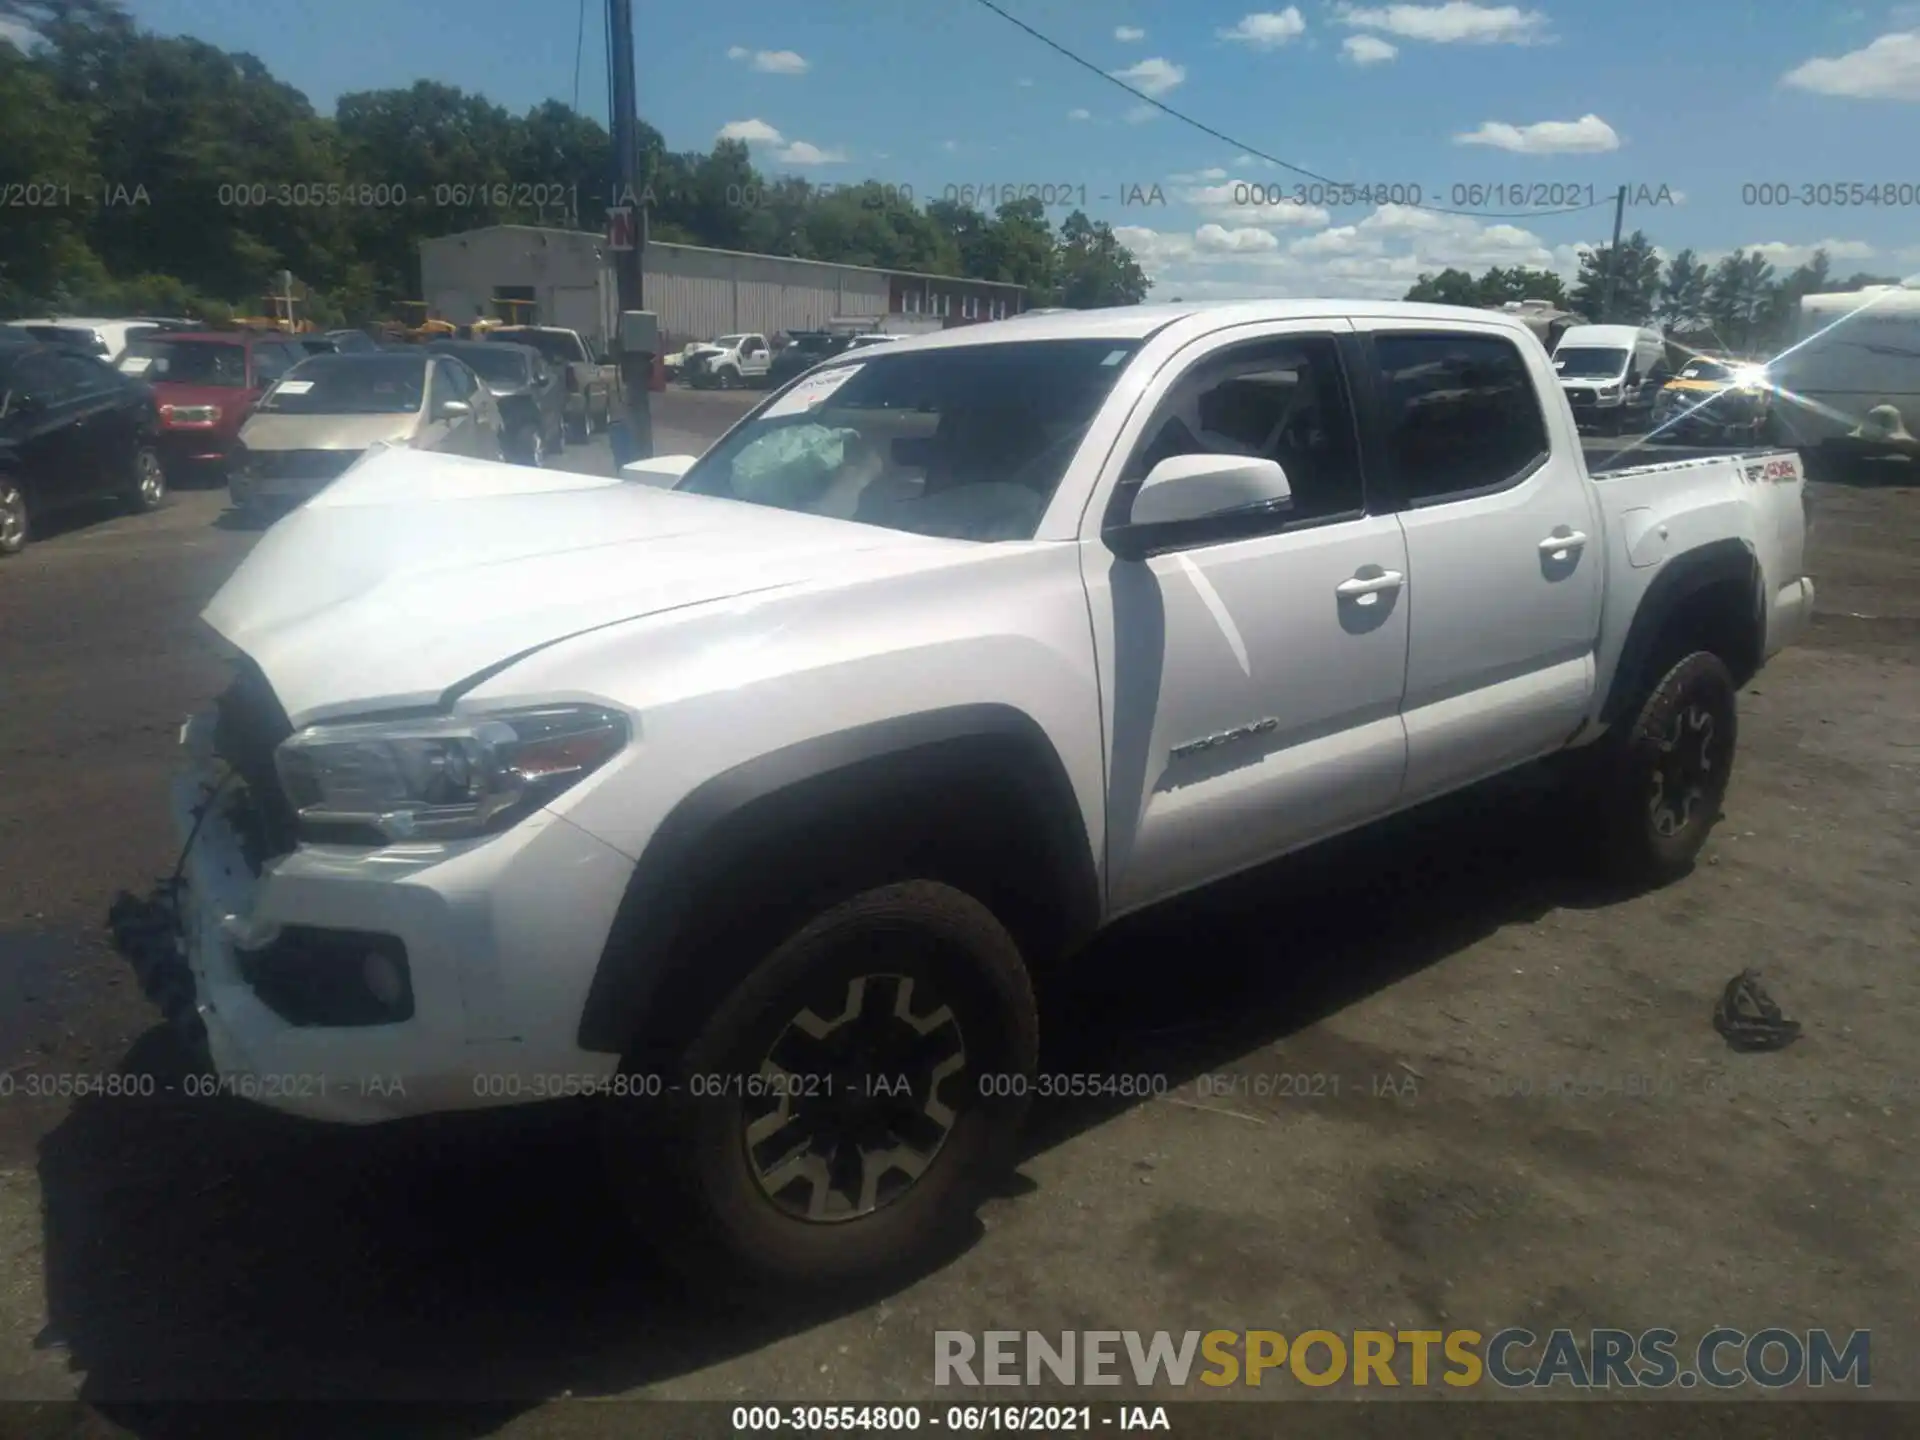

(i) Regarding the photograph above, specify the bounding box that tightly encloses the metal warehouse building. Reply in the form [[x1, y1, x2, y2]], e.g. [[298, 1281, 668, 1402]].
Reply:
[[418, 225, 1026, 354]]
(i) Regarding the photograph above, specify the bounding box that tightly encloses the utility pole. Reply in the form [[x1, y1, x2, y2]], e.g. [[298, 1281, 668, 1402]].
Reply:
[[606, 0, 654, 463], [1598, 184, 1626, 323]]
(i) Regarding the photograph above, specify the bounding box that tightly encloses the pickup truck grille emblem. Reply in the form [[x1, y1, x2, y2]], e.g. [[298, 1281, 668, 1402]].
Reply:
[[1170, 716, 1280, 761]]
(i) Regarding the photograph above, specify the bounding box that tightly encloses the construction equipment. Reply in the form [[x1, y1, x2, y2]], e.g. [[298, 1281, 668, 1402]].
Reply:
[[384, 301, 457, 345], [465, 298, 540, 340]]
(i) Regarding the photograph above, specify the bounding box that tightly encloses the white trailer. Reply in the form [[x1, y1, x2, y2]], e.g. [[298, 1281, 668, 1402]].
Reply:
[[1769, 284, 1920, 467]]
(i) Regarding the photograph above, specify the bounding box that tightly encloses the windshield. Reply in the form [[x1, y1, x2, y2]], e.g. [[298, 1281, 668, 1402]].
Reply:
[[260, 356, 426, 413], [490, 330, 585, 364], [1678, 359, 1735, 382], [714, 335, 747, 348], [118, 339, 248, 385], [435, 346, 529, 384], [1553, 347, 1630, 379], [679, 339, 1140, 542]]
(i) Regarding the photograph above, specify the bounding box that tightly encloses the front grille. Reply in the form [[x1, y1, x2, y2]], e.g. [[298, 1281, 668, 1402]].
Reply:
[[1565, 388, 1595, 409], [213, 662, 300, 865], [247, 449, 361, 481]]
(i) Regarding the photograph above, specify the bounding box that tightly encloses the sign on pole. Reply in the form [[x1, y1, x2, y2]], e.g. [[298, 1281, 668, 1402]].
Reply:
[[606, 206, 636, 252]]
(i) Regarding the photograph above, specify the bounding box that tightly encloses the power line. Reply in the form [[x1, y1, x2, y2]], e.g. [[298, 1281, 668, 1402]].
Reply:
[[964, 0, 1610, 223]]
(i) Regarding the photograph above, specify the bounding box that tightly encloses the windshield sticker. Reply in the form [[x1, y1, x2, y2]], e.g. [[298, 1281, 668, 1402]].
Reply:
[[273, 379, 314, 394], [763, 363, 864, 419], [119, 356, 153, 373], [1103, 349, 1129, 366]]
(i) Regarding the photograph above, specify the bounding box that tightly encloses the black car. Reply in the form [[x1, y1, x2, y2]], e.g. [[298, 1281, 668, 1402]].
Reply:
[[325, 329, 382, 354], [0, 333, 165, 555], [427, 339, 565, 466], [766, 331, 852, 390]]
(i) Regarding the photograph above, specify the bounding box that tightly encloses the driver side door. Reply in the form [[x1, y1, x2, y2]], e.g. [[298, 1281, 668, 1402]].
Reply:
[[1085, 322, 1413, 917]]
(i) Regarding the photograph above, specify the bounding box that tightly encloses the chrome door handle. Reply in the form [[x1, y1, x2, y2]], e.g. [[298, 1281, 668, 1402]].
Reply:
[[1539, 531, 1588, 557], [1336, 570, 1405, 598]]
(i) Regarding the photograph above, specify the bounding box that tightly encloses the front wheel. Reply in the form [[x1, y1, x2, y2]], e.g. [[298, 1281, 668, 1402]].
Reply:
[[602, 880, 1037, 1298], [0, 477, 27, 555], [521, 428, 546, 467], [1587, 651, 1738, 886], [717, 365, 741, 390], [125, 445, 167, 513]]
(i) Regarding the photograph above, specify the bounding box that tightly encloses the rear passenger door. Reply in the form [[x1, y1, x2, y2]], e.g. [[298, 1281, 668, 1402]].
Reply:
[[1356, 324, 1605, 806]]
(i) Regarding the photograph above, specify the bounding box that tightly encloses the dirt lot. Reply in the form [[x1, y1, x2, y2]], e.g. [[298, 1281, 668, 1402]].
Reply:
[[0, 406, 1914, 1434]]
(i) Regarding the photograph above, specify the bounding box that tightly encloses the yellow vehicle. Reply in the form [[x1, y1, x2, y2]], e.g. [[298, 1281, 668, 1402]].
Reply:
[[235, 294, 317, 334], [385, 301, 457, 344], [1651, 353, 1774, 443]]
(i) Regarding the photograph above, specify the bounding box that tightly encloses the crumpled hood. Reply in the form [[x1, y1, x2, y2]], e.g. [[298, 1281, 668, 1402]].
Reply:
[[202, 445, 965, 727]]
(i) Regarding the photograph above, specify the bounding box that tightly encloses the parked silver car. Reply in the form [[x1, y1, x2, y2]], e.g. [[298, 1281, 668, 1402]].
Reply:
[[229, 350, 504, 517]]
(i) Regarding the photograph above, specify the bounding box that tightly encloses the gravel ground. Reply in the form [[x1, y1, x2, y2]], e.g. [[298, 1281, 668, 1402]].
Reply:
[[0, 403, 1913, 1434]]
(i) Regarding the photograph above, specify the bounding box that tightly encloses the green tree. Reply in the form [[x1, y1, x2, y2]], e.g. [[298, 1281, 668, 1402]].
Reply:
[[1704, 249, 1776, 354], [1053, 210, 1148, 307], [1569, 230, 1661, 322], [0, 42, 102, 311], [1656, 248, 1710, 334], [1404, 268, 1480, 305]]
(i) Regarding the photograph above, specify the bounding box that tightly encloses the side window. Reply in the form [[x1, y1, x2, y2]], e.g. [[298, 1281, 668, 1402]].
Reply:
[[1371, 331, 1550, 505], [9, 352, 85, 407], [47, 350, 117, 397], [251, 343, 293, 385], [1115, 334, 1364, 531]]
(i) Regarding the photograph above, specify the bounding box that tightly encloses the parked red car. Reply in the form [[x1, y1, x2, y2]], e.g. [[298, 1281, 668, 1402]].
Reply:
[[115, 330, 309, 481]]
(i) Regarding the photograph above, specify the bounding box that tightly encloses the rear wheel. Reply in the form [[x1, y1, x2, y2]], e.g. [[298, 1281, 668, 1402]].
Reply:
[[1587, 651, 1738, 885], [0, 478, 27, 555], [602, 880, 1037, 1298]]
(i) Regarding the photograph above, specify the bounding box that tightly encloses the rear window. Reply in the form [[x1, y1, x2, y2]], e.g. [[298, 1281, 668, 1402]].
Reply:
[[489, 329, 585, 365], [259, 355, 427, 414], [118, 339, 248, 386]]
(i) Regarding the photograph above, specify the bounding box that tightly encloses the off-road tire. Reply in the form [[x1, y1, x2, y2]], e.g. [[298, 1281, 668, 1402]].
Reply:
[[1588, 650, 1738, 886], [602, 880, 1037, 1300]]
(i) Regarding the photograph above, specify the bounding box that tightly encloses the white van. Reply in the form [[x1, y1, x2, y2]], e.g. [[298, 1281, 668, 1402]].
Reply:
[[1768, 285, 1920, 471], [1551, 324, 1670, 433]]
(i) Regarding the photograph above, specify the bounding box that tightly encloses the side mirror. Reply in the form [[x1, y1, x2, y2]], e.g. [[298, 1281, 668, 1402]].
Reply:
[[1106, 454, 1293, 560], [622, 453, 698, 487], [435, 399, 472, 419]]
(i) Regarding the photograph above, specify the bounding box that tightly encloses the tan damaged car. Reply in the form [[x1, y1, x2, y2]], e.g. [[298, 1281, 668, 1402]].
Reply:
[[229, 350, 505, 519]]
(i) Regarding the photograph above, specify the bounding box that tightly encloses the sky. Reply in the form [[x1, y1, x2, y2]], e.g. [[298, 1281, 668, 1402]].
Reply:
[[87, 0, 1920, 298]]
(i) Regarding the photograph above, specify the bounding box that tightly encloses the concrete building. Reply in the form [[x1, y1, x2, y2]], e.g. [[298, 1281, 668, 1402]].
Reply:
[[418, 225, 1028, 354]]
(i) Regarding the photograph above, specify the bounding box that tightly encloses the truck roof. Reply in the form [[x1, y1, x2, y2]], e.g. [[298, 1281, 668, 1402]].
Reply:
[[859, 299, 1542, 353]]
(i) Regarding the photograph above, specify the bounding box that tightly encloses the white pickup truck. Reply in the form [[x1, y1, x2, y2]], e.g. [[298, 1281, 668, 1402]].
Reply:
[[113, 301, 1813, 1296], [683, 332, 772, 389]]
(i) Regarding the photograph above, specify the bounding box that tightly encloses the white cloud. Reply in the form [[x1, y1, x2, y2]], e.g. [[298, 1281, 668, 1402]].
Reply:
[[2, 17, 38, 48], [1197, 224, 1284, 253], [1068, 108, 1092, 121], [1114, 202, 1583, 299], [1218, 10, 1307, 48], [1335, 2, 1549, 45], [1126, 104, 1160, 123], [726, 46, 810, 74], [775, 141, 846, 165], [1782, 31, 1920, 99], [1111, 56, 1187, 96], [718, 120, 842, 164], [717, 118, 785, 144], [1343, 34, 1399, 63], [1018, 76, 1034, 86], [1454, 114, 1620, 153], [1729, 239, 1879, 269], [1185, 179, 1331, 229], [1116, 25, 1146, 41], [1232, 154, 1281, 169]]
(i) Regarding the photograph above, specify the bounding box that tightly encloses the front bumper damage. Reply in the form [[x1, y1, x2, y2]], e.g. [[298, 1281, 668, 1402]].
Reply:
[[106, 708, 637, 1124]]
